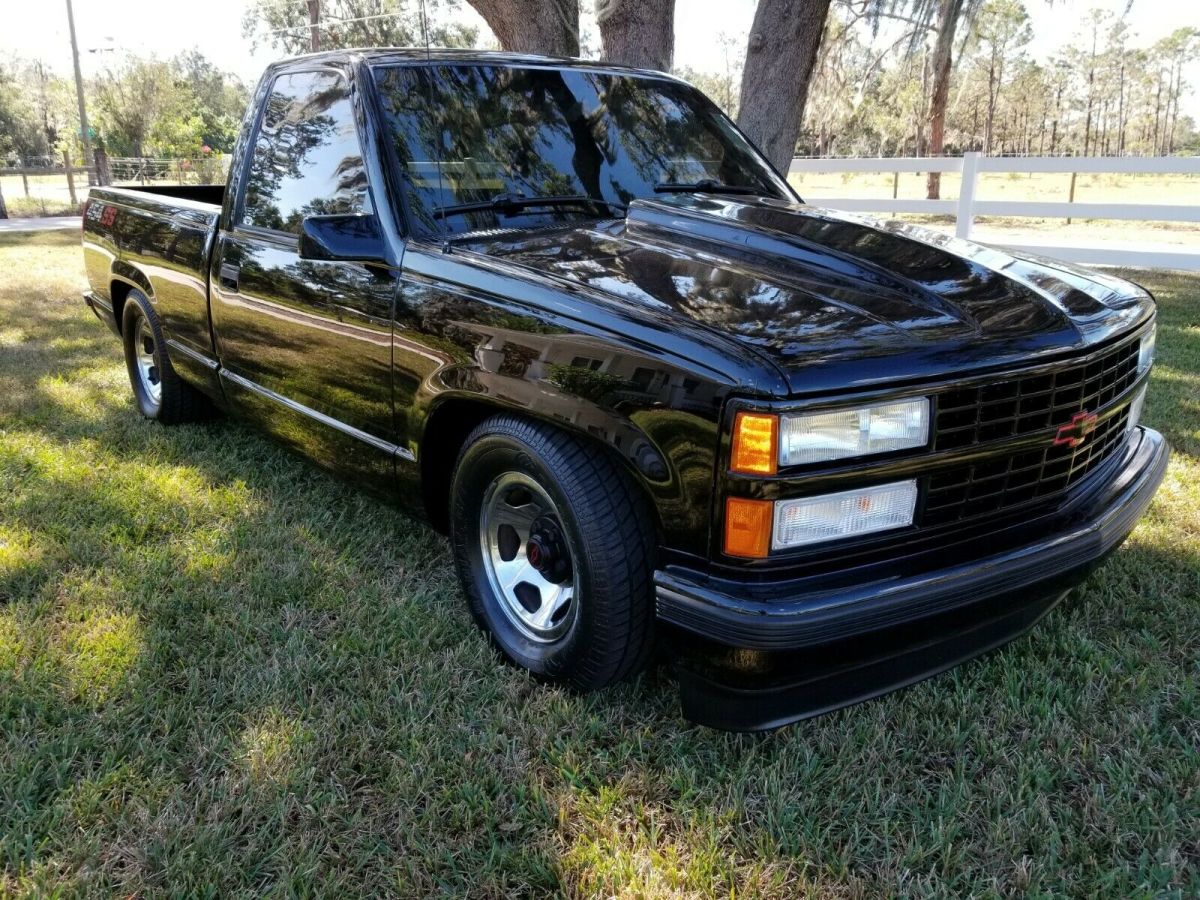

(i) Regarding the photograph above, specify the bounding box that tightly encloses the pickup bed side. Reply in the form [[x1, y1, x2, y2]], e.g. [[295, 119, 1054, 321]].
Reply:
[[84, 186, 224, 399]]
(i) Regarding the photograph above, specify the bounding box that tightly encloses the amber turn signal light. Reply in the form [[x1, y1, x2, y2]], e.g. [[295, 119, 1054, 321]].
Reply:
[[723, 497, 773, 559], [730, 411, 778, 475]]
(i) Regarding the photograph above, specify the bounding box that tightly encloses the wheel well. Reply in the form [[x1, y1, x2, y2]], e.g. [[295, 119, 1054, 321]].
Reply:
[[419, 398, 663, 544], [420, 399, 498, 533], [110, 280, 133, 334]]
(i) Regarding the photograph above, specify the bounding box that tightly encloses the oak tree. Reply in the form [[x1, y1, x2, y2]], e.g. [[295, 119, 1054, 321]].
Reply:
[[596, 0, 675, 71], [737, 0, 833, 173]]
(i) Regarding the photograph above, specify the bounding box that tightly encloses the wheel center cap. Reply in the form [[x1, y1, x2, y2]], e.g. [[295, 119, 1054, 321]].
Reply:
[[525, 516, 572, 584]]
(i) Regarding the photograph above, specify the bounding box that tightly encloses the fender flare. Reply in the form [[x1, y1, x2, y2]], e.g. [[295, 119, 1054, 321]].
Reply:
[[109, 264, 155, 332]]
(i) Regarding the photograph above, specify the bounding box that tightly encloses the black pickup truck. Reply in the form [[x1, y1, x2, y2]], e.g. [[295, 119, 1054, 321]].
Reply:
[[81, 49, 1168, 730]]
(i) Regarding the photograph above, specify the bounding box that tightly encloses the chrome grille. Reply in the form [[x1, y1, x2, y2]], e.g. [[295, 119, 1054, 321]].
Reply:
[[933, 339, 1140, 451], [919, 338, 1142, 527]]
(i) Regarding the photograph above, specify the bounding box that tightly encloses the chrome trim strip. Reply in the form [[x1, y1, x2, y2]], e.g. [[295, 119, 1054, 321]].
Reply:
[[221, 369, 415, 461], [166, 339, 220, 371]]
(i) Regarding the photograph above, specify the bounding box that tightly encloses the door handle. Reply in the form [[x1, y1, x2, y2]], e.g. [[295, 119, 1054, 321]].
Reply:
[[219, 263, 240, 291]]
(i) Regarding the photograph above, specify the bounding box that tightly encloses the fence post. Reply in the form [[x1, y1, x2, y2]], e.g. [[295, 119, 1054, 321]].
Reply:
[[63, 150, 78, 208], [94, 148, 111, 186], [956, 151, 981, 240]]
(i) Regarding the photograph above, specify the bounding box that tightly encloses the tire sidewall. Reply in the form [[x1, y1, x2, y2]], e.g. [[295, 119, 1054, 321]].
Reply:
[[121, 291, 162, 419], [451, 432, 597, 680]]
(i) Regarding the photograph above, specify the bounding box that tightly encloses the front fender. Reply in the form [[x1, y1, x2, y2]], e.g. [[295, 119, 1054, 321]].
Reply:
[[415, 364, 720, 560]]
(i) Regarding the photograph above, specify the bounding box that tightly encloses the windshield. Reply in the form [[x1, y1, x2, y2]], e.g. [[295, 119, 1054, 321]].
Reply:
[[372, 63, 791, 236]]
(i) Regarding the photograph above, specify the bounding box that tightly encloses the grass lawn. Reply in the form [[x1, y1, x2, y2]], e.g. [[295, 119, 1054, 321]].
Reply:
[[1, 230, 1197, 897], [0, 175, 84, 218]]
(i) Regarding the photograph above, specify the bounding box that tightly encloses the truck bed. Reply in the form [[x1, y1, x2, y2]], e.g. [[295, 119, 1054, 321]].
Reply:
[[121, 183, 226, 207], [82, 185, 223, 391]]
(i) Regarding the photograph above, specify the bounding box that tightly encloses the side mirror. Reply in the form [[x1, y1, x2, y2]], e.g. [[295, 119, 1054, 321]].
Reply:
[[298, 214, 388, 265]]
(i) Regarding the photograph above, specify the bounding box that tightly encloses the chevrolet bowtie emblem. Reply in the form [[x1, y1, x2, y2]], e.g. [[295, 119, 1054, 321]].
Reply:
[[1053, 410, 1099, 449]]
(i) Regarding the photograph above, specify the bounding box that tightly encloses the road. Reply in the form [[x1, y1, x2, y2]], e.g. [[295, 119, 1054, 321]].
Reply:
[[0, 216, 82, 232]]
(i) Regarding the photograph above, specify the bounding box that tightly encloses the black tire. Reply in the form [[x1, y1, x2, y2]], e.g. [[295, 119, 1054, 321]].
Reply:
[[121, 290, 210, 424], [449, 414, 657, 690]]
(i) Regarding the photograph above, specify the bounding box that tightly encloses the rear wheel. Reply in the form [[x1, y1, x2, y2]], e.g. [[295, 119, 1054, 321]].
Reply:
[[450, 415, 656, 690], [121, 290, 210, 424]]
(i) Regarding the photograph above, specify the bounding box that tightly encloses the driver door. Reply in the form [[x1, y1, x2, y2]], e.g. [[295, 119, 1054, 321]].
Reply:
[[211, 68, 399, 491]]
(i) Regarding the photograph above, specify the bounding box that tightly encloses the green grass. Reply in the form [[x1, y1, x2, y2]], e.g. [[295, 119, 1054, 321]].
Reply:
[[1, 197, 82, 219], [1, 174, 84, 218], [1, 230, 1198, 897]]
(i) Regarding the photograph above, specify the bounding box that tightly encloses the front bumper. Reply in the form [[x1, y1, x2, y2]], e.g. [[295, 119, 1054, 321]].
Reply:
[[659, 426, 1169, 730]]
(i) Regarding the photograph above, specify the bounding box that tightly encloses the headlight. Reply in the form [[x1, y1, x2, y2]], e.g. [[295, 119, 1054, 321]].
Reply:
[[778, 398, 929, 466], [1138, 325, 1156, 374], [723, 480, 919, 557], [772, 480, 918, 550]]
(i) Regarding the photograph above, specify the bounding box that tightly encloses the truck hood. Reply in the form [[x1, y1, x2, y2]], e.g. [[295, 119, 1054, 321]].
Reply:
[[460, 194, 1153, 395]]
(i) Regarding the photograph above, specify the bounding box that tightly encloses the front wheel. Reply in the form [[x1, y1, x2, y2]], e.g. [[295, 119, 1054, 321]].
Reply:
[[449, 415, 657, 690]]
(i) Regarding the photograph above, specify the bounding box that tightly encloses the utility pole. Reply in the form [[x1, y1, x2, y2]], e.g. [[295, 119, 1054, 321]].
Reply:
[[65, 0, 95, 186], [307, 0, 321, 52]]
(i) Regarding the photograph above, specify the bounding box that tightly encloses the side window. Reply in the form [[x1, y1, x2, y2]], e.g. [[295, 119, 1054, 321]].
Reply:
[[241, 71, 372, 235]]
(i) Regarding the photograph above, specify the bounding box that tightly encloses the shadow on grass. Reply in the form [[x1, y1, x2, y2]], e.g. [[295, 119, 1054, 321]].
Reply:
[[2, 244, 1198, 895]]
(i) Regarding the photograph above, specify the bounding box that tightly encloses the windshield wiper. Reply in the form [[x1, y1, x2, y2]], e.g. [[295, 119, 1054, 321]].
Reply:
[[432, 192, 624, 219], [654, 179, 762, 196]]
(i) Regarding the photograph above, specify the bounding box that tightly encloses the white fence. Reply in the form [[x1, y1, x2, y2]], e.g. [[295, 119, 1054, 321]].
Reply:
[[789, 152, 1200, 271]]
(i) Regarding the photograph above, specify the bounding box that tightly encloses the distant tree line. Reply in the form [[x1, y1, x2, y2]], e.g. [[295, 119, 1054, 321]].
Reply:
[[0, 51, 248, 165], [2, 0, 1194, 186], [240, 0, 1199, 198], [804, 2, 1198, 162]]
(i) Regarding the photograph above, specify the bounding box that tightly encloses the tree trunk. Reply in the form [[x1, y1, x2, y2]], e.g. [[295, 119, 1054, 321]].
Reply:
[[736, 0, 832, 175], [0, 182, 8, 220], [1117, 61, 1126, 155], [925, 0, 963, 200], [1082, 65, 1095, 156], [984, 54, 997, 156], [94, 147, 112, 187], [1151, 72, 1163, 154], [596, 0, 674, 71], [465, 0, 579, 56], [1167, 57, 1182, 154]]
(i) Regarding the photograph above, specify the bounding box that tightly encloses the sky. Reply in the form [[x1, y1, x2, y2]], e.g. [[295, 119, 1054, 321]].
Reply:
[[3, 0, 1198, 118]]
